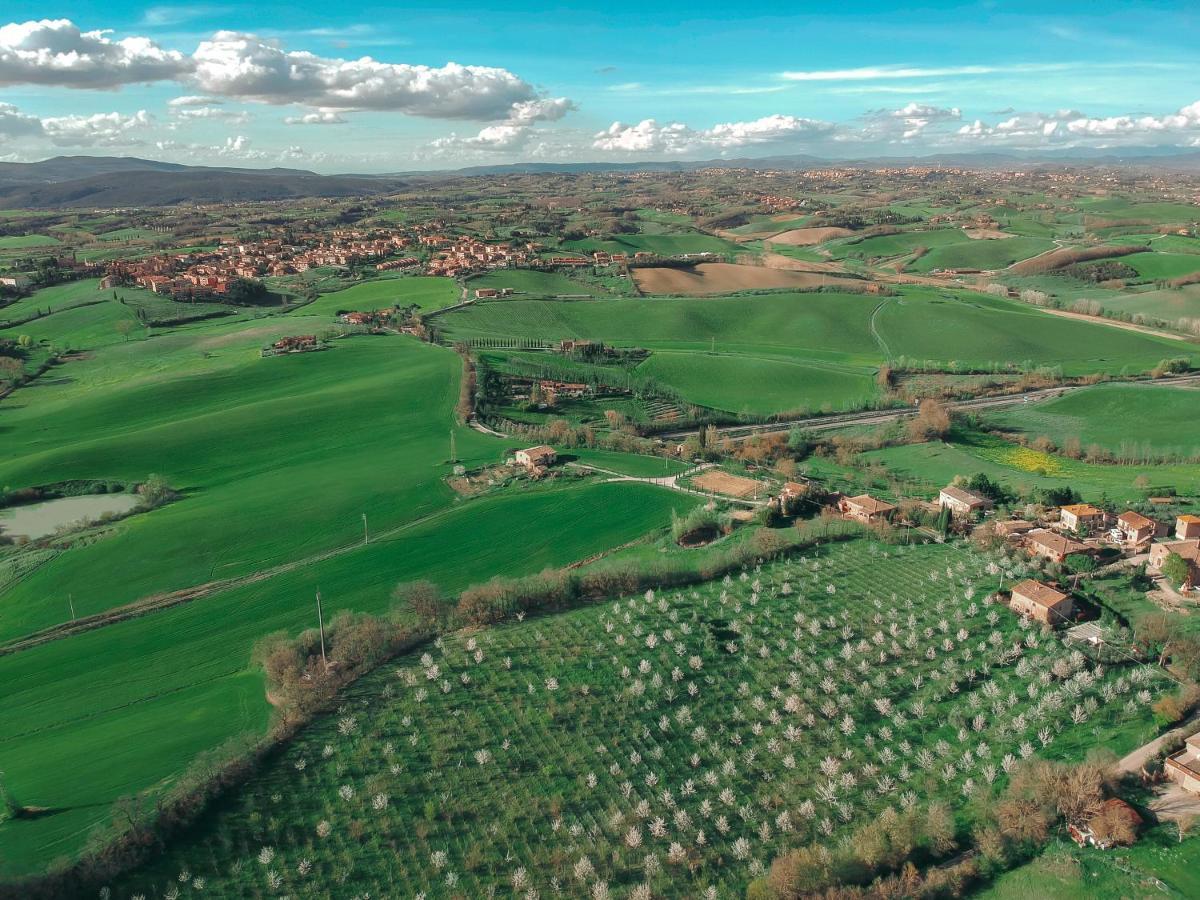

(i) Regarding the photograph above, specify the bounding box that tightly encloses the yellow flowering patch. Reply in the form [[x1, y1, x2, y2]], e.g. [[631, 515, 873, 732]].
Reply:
[[977, 443, 1069, 477]]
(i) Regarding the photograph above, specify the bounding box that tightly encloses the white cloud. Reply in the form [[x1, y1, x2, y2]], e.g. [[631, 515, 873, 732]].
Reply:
[[284, 110, 348, 125], [0, 102, 44, 140], [858, 103, 962, 141], [0, 19, 190, 88], [593, 115, 833, 155], [778, 63, 1074, 82], [427, 97, 575, 153], [168, 94, 223, 107], [191, 31, 536, 118], [955, 100, 1200, 145], [41, 109, 154, 146], [171, 105, 249, 124]]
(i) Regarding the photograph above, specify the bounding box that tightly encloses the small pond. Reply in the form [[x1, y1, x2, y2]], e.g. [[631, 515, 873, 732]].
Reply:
[[0, 493, 141, 539]]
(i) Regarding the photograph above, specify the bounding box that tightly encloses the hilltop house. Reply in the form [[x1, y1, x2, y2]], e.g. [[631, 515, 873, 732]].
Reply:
[[1177, 515, 1200, 541], [515, 445, 557, 471], [1059, 503, 1106, 534], [1115, 511, 1157, 547], [1024, 529, 1092, 564], [1009, 579, 1073, 626], [1166, 732, 1200, 795], [839, 494, 896, 524], [938, 485, 994, 519]]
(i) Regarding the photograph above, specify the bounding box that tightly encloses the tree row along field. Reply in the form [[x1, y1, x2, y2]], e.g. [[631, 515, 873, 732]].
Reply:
[[110, 539, 1165, 899]]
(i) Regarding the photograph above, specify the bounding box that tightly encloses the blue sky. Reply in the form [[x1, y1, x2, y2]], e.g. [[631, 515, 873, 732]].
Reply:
[[0, 1, 1198, 170]]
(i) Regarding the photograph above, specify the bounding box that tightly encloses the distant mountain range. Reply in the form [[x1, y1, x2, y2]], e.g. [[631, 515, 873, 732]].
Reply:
[[2, 149, 1200, 208]]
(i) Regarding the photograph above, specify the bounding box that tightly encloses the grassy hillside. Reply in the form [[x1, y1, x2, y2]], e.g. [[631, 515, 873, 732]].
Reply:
[[442, 288, 1196, 377], [300, 276, 458, 317], [635, 350, 878, 415], [987, 382, 1200, 458]]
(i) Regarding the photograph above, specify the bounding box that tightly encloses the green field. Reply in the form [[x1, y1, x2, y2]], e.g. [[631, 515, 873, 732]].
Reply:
[[635, 350, 879, 415], [0, 297, 698, 875], [0, 234, 61, 249], [300, 276, 459, 317], [865, 431, 1200, 501], [908, 236, 1054, 273], [988, 383, 1200, 458], [108, 538, 1165, 898], [470, 268, 612, 298]]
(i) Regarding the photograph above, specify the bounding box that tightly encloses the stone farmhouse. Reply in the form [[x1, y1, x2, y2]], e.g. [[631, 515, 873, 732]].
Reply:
[[515, 445, 557, 471], [1166, 732, 1200, 795], [1008, 579, 1074, 626], [1059, 503, 1106, 534], [838, 494, 896, 524], [938, 485, 993, 519]]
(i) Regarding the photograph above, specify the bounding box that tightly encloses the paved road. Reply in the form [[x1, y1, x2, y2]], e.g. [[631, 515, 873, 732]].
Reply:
[[657, 373, 1200, 443], [1117, 713, 1200, 777]]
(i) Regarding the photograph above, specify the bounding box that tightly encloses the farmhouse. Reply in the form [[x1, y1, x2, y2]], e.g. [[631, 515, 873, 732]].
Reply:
[[1059, 503, 1106, 534], [839, 494, 896, 524], [1165, 732, 1200, 795], [1148, 539, 1200, 590], [1008, 579, 1073, 626], [1115, 511, 1157, 547], [262, 335, 320, 357], [1023, 529, 1091, 564], [938, 485, 993, 518], [515, 445, 557, 471], [1177, 515, 1200, 541]]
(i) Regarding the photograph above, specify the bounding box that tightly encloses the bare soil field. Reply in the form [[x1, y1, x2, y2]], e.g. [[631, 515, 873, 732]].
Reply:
[[768, 226, 854, 245], [963, 228, 1012, 240], [691, 469, 769, 498], [633, 263, 855, 295]]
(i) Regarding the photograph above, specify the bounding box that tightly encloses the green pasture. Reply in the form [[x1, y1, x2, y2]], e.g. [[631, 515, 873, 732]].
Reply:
[[635, 350, 879, 415], [470, 269, 611, 298], [0, 479, 694, 878], [0, 234, 60, 249], [300, 276, 458, 317], [987, 383, 1200, 458], [907, 236, 1054, 273], [864, 432, 1200, 501], [561, 232, 741, 257]]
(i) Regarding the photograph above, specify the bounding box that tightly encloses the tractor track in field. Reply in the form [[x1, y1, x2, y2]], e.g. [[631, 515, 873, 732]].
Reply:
[[0, 505, 460, 658]]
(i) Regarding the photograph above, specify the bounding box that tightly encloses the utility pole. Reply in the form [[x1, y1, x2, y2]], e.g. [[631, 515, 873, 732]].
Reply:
[[68, 594, 76, 621], [315, 589, 328, 671], [362, 513, 369, 545], [449, 429, 457, 463], [711, 335, 716, 354]]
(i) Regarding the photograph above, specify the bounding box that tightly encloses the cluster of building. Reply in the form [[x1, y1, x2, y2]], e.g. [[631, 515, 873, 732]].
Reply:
[[102, 228, 427, 299], [425, 237, 537, 277]]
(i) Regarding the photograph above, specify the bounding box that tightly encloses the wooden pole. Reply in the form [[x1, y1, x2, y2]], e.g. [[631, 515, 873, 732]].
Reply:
[[68, 594, 76, 621], [362, 513, 369, 545]]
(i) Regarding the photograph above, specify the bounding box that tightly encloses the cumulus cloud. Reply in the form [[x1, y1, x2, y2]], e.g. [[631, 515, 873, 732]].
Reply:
[[41, 109, 155, 146], [171, 106, 249, 124], [956, 100, 1200, 145], [593, 115, 833, 154], [284, 110, 348, 125], [190, 31, 536, 118], [0, 102, 44, 140], [0, 19, 190, 88], [428, 97, 575, 153], [858, 103, 962, 141]]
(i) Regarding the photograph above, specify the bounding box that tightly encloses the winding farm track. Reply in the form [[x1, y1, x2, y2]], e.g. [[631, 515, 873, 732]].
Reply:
[[868, 297, 893, 361]]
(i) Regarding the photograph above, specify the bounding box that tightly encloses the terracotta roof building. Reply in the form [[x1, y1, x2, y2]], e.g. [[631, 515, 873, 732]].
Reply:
[[1009, 579, 1073, 626], [1024, 528, 1092, 564], [839, 494, 897, 524], [1116, 511, 1157, 546], [938, 485, 994, 518], [1060, 503, 1106, 533]]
